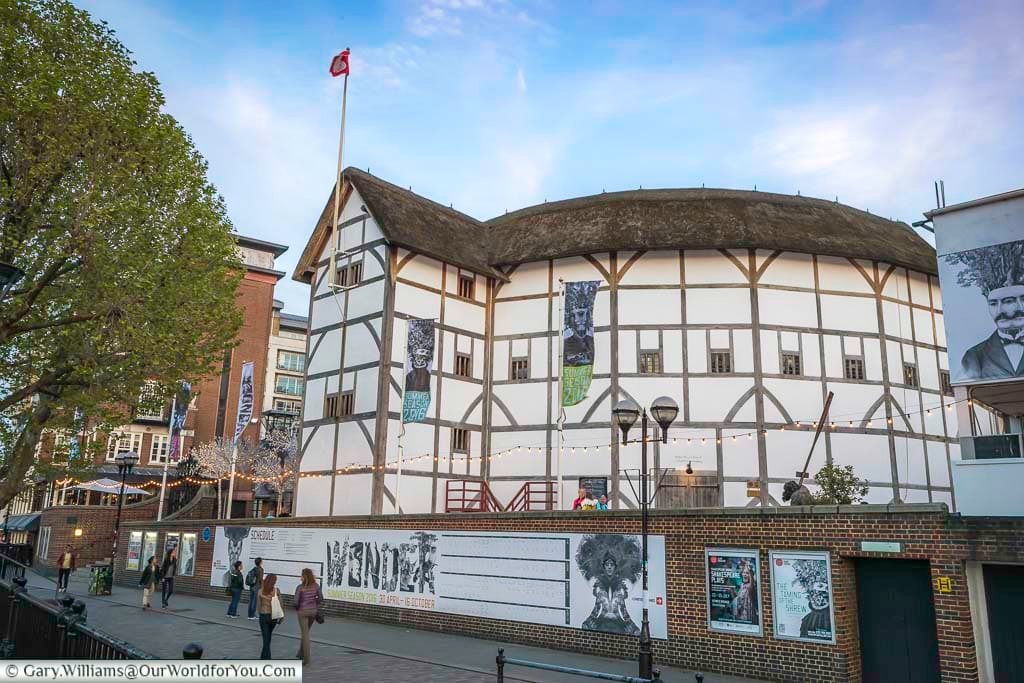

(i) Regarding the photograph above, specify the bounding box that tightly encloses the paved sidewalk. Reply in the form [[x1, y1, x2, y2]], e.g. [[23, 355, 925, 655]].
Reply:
[[24, 570, 763, 683]]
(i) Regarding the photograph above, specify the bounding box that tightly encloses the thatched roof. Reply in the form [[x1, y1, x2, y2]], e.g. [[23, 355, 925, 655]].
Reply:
[[293, 172, 937, 283]]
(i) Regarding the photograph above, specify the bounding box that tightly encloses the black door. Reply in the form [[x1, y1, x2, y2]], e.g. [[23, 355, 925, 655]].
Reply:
[[856, 559, 940, 683], [984, 564, 1024, 682]]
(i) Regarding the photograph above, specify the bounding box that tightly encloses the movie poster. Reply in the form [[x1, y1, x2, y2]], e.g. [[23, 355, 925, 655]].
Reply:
[[939, 238, 1024, 384], [126, 531, 142, 571], [403, 319, 435, 423], [706, 547, 762, 635], [142, 531, 158, 566], [210, 526, 669, 638], [769, 551, 835, 644], [164, 532, 180, 559], [178, 533, 197, 577], [562, 281, 600, 406]]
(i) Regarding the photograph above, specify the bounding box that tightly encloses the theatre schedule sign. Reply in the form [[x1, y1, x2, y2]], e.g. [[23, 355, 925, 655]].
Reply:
[[210, 526, 669, 638]]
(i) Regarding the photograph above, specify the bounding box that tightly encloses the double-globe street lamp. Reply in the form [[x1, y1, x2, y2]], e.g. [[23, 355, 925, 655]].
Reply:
[[612, 396, 678, 681], [110, 450, 139, 586]]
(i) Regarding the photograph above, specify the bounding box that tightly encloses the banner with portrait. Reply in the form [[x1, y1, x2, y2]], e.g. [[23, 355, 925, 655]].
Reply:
[[706, 547, 762, 635], [210, 526, 669, 639], [233, 362, 255, 444], [402, 319, 435, 423], [562, 281, 600, 406], [769, 550, 835, 644], [168, 381, 191, 461]]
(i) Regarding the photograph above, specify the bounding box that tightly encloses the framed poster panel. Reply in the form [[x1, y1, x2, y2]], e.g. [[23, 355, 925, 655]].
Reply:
[[178, 533, 197, 577], [706, 547, 762, 636], [769, 550, 836, 644], [142, 531, 158, 565], [126, 531, 143, 571], [163, 532, 180, 558]]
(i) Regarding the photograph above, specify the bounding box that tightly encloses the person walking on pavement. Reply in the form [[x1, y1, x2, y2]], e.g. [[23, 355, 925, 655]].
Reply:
[[56, 545, 77, 591], [160, 547, 177, 609], [226, 561, 244, 618], [293, 568, 323, 665], [257, 573, 283, 660], [246, 557, 264, 620], [139, 556, 158, 609]]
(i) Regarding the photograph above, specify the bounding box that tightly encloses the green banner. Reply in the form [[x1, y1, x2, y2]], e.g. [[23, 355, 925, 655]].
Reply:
[[562, 364, 594, 407]]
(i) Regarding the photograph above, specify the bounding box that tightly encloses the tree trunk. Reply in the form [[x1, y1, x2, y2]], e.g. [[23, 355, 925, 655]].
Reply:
[[0, 394, 55, 511]]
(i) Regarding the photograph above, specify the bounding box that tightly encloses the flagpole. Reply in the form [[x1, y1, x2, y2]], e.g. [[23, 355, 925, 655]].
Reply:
[[157, 394, 177, 522], [226, 442, 238, 520], [556, 278, 565, 510], [329, 61, 349, 289], [395, 322, 409, 515]]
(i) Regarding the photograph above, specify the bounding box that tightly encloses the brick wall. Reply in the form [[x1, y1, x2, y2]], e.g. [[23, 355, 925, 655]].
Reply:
[[114, 505, 1024, 683]]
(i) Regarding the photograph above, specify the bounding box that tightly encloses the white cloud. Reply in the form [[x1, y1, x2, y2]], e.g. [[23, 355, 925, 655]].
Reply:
[[515, 66, 526, 93]]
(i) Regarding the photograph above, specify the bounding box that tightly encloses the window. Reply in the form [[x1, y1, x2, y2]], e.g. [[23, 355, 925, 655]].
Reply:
[[277, 350, 305, 372], [37, 527, 51, 561], [339, 392, 354, 416], [710, 350, 732, 374], [150, 434, 170, 464], [335, 260, 363, 287], [451, 428, 470, 453], [510, 357, 529, 381], [106, 432, 143, 461], [782, 352, 802, 376], [51, 431, 73, 461], [325, 394, 338, 418], [135, 381, 164, 420], [275, 374, 304, 396], [274, 398, 301, 413], [940, 370, 952, 396], [844, 357, 865, 381], [457, 274, 475, 299], [903, 363, 919, 387], [639, 351, 662, 374], [455, 352, 472, 378]]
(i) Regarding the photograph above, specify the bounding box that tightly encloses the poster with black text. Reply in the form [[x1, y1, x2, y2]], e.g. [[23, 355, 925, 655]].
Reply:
[[769, 551, 835, 644], [706, 547, 762, 635]]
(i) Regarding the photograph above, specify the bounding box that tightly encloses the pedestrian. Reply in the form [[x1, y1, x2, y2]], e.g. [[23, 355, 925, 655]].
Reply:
[[293, 568, 323, 665], [572, 487, 586, 510], [226, 560, 244, 618], [246, 558, 264, 620], [597, 494, 609, 510], [257, 573, 283, 659], [160, 547, 178, 609], [56, 545, 77, 591], [139, 556, 158, 609]]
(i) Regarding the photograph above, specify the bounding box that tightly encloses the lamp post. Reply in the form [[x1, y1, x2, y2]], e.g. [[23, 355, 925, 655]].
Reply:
[[260, 408, 297, 515], [0, 261, 25, 299], [110, 450, 139, 584], [612, 396, 678, 681]]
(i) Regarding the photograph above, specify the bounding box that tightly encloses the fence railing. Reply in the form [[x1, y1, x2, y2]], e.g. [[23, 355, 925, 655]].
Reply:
[[496, 649, 666, 683], [445, 480, 504, 513], [506, 481, 557, 512], [0, 554, 155, 660]]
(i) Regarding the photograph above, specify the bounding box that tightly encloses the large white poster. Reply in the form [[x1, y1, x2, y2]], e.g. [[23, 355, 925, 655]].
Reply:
[[769, 550, 836, 644], [211, 526, 669, 639]]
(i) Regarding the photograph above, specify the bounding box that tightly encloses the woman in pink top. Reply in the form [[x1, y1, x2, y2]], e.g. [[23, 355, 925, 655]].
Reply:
[[293, 568, 322, 665]]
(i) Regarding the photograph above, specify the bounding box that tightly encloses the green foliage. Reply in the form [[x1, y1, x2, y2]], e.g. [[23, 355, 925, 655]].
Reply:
[[0, 0, 242, 508], [811, 463, 870, 505]]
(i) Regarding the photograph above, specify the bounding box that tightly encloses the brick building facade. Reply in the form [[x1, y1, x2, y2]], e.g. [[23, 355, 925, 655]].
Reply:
[[114, 505, 1023, 682]]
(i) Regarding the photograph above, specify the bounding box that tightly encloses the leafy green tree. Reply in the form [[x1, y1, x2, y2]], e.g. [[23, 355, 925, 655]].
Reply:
[[0, 0, 242, 509], [812, 463, 870, 505]]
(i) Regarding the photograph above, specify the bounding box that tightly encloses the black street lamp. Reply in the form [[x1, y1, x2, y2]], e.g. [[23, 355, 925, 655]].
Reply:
[[612, 396, 678, 681], [0, 261, 24, 299], [110, 450, 139, 585]]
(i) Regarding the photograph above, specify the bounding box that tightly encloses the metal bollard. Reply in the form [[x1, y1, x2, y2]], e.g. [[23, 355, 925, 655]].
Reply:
[[651, 669, 662, 683], [183, 642, 204, 659], [496, 648, 505, 683], [695, 674, 704, 683]]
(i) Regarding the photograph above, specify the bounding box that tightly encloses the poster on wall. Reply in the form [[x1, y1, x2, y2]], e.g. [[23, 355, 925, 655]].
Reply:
[[769, 551, 836, 644], [939, 239, 1024, 384], [402, 319, 435, 423], [126, 531, 143, 571], [561, 281, 600, 406], [210, 526, 669, 639], [178, 533, 197, 577], [142, 531, 158, 566], [706, 547, 762, 635], [164, 532, 180, 559]]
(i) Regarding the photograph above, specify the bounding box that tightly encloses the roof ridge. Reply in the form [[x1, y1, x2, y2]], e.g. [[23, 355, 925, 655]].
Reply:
[[345, 167, 485, 227]]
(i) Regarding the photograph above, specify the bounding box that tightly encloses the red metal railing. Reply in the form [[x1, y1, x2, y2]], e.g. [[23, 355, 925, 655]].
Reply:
[[444, 480, 504, 513], [505, 481, 557, 512]]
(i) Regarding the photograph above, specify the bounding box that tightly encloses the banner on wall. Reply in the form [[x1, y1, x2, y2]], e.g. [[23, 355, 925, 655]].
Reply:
[[706, 547, 762, 635], [233, 362, 255, 444], [402, 319, 435, 423], [769, 550, 836, 644], [210, 527, 669, 639], [168, 381, 191, 461], [562, 281, 600, 406]]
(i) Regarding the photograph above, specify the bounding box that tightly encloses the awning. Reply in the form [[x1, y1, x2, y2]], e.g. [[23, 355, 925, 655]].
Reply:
[[74, 478, 150, 496], [4, 513, 40, 532]]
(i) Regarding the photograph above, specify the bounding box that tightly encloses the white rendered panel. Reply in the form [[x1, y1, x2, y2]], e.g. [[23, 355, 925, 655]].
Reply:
[[687, 288, 752, 324], [819, 294, 878, 333]]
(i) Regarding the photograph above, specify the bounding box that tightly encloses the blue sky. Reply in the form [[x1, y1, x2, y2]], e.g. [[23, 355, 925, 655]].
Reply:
[[76, 0, 1023, 312]]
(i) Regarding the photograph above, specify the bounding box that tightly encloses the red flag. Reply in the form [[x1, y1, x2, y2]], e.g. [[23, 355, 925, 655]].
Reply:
[[329, 49, 350, 77]]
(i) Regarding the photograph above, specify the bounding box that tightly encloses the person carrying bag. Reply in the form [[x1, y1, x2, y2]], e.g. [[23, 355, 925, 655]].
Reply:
[[257, 574, 283, 660]]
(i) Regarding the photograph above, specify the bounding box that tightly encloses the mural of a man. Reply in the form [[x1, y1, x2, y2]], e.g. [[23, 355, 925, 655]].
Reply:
[[945, 241, 1024, 380]]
